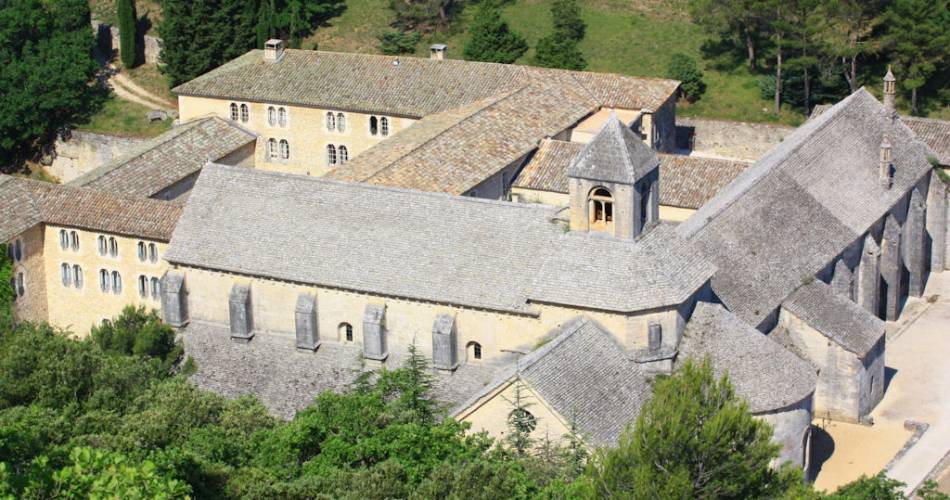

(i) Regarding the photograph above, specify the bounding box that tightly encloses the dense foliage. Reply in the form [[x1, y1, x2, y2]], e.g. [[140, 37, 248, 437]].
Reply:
[[159, 0, 344, 86], [462, 0, 527, 64], [377, 29, 421, 55], [0, 0, 104, 172], [117, 0, 138, 68], [532, 0, 586, 70], [388, 0, 463, 33], [667, 53, 707, 102], [688, 0, 949, 115]]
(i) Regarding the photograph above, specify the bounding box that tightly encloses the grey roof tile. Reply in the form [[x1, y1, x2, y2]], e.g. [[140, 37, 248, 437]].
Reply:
[[782, 280, 885, 357], [567, 113, 658, 184], [903, 116, 950, 165]]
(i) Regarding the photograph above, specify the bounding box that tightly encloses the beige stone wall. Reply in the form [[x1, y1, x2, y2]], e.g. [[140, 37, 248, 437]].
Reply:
[[178, 95, 417, 177], [8, 226, 49, 323], [42, 225, 169, 335], [455, 378, 572, 445], [510, 188, 696, 223]]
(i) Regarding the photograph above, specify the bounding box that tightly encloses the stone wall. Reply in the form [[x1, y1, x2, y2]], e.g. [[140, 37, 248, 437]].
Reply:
[[676, 117, 795, 161], [93, 21, 162, 65], [48, 130, 143, 183], [757, 395, 814, 469]]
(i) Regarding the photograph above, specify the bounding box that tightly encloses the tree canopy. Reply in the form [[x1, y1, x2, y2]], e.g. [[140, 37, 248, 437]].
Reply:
[[462, 0, 527, 64], [532, 0, 587, 70]]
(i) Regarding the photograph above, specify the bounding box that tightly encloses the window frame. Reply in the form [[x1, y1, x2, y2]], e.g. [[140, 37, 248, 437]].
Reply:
[[279, 139, 290, 160], [137, 241, 147, 262], [99, 269, 110, 293], [108, 237, 119, 258], [267, 138, 277, 160], [336, 113, 346, 132], [138, 275, 148, 298], [369, 116, 378, 136], [380, 117, 389, 137], [327, 144, 337, 166], [240, 104, 249, 123], [14, 239, 22, 262], [111, 271, 122, 295], [70, 231, 79, 251], [278, 107, 288, 127], [589, 187, 614, 229], [338, 145, 348, 164], [150, 277, 161, 299], [267, 106, 277, 127], [73, 265, 83, 289], [326, 112, 336, 131], [61, 262, 72, 287], [229, 102, 239, 121], [148, 243, 158, 263], [59, 229, 69, 250]]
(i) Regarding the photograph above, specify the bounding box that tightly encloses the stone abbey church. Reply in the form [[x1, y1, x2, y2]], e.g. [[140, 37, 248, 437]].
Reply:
[[4, 41, 950, 470]]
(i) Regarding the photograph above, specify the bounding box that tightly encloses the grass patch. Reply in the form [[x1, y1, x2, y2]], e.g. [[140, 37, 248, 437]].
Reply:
[[76, 95, 172, 138], [123, 63, 175, 103]]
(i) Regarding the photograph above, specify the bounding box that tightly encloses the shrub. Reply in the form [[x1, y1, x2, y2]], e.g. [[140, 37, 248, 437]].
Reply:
[[667, 53, 706, 102], [377, 29, 421, 55]]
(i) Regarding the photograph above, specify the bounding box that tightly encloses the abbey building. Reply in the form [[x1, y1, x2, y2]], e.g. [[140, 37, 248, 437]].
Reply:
[[3, 43, 949, 471]]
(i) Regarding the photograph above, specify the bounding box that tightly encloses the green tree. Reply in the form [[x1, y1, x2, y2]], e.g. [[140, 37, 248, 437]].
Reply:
[[551, 0, 585, 42], [388, 0, 462, 32], [0, 245, 12, 330], [503, 382, 536, 455], [883, 0, 950, 114], [256, 0, 276, 49], [377, 29, 421, 55], [0, 0, 104, 171], [462, 0, 527, 64], [117, 0, 138, 68], [824, 0, 886, 93], [688, 0, 771, 69], [667, 53, 707, 102], [588, 358, 796, 498], [532, 0, 586, 70], [91, 305, 182, 369]]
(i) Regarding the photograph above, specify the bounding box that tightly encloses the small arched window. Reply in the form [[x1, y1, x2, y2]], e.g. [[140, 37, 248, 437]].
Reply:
[[230, 103, 239, 121], [279, 139, 290, 160], [137, 241, 147, 262], [14, 239, 22, 262], [108, 237, 118, 257], [338, 145, 348, 164], [337, 113, 346, 132], [369, 116, 378, 136], [15, 272, 24, 297], [97, 235, 107, 256], [339, 322, 353, 342], [327, 144, 337, 166], [99, 269, 110, 292], [590, 187, 614, 229], [267, 138, 277, 159], [73, 265, 83, 289], [267, 106, 277, 126], [278, 107, 288, 127], [148, 243, 158, 263], [326, 112, 336, 131], [59, 229, 69, 250], [61, 263, 72, 287], [240, 104, 249, 123], [150, 277, 161, 299], [138, 275, 147, 297], [70, 231, 79, 251], [467, 341, 482, 361], [111, 271, 122, 295], [380, 117, 389, 137]]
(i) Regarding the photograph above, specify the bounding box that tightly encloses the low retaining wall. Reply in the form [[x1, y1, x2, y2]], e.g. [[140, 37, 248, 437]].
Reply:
[[47, 130, 143, 183], [93, 21, 162, 65], [676, 117, 795, 162]]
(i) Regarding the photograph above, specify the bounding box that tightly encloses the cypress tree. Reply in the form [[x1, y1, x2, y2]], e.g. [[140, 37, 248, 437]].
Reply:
[[532, 0, 586, 70], [256, 0, 275, 48], [462, 0, 527, 64], [117, 0, 137, 68]]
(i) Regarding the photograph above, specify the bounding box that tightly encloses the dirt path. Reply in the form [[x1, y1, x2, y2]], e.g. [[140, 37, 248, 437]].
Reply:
[[111, 71, 175, 110]]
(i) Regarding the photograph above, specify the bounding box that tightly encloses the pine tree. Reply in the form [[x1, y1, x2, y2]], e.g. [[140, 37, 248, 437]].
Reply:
[[883, 0, 950, 114], [551, 0, 584, 42], [256, 0, 276, 48], [532, 0, 586, 70], [399, 341, 436, 424], [503, 382, 536, 455], [117, 0, 138, 68], [462, 0, 527, 64]]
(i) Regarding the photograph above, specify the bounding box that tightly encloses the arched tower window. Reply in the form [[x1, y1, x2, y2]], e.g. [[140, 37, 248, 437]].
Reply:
[[326, 112, 336, 131], [327, 144, 337, 166], [229, 103, 239, 121], [467, 341, 482, 361], [589, 187, 614, 232], [339, 322, 353, 342], [380, 117, 389, 136]]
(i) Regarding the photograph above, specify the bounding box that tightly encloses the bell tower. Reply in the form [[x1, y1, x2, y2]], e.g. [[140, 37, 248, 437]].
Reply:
[[567, 112, 660, 240]]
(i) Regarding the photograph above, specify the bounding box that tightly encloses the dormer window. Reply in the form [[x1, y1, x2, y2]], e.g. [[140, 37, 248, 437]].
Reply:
[[590, 187, 614, 232]]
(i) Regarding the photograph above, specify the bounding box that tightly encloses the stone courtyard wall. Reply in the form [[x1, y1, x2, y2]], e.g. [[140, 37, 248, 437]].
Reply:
[[676, 117, 795, 161], [47, 130, 143, 183], [93, 21, 162, 65]]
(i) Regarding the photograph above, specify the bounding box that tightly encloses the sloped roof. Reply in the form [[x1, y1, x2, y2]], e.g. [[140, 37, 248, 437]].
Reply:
[[173, 49, 679, 118], [166, 164, 713, 314], [325, 76, 598, 195], [903, 117, 950, 165], [567, 114, 658, 184], [513, 139, 752, 209], [453, 317, 651, 446], [678, 89, 936, 327], [0, 175, 181, 242], [782, 280, 885, 357], [679, 303, 817, 413], [70, 117, 256, 198]]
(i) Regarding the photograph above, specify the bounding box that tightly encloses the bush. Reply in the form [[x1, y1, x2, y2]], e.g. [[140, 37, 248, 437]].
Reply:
[[667, 53, 706, 103], [90, 306, 181, 367], [462, 0, 528, 64], [377, 29, 421, 55]]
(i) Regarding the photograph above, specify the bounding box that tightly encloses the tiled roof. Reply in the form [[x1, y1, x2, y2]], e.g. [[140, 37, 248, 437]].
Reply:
[[173, 49, 679, 118], [70, 117, 256, 198], [0, 175, 181, 242], [453, 317, 650, 446], [166, 164, 713, 314], [679, 89, 936, 327], [782, 280, 885, 357], [513, 139, 751, 209], [567, 113, 658, 184], [903, 116, 950, 165], [679, 303, 817, 413], [325, 77, 598, 195]]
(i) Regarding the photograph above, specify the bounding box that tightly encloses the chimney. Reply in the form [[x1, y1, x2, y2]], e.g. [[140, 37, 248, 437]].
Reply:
[[879, 137, 893, 189], [883, 66, 896, 116], [430, 44, 447, 60], [264, 39, 285, 63]]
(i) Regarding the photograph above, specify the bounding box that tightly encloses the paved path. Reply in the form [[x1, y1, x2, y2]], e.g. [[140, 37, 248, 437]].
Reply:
[[873, 271, 950, 494]]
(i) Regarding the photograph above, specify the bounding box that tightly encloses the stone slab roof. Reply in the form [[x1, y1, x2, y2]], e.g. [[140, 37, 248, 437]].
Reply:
[[325, 76, 598, 195], [567, 113, 658, 184], [679, 302, 817, 413], [782, 280, 885, 357], [182, 321, 514, 419], [678, 89, 936, 327], [70, 117, 256, 198], [0, 175, 181, 242], [166, 164, 713, 314], [512, 139, 751, 209], [453, 317, 650, 446], [903, 117, 950, 166], [173, 49, 678, 118]]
